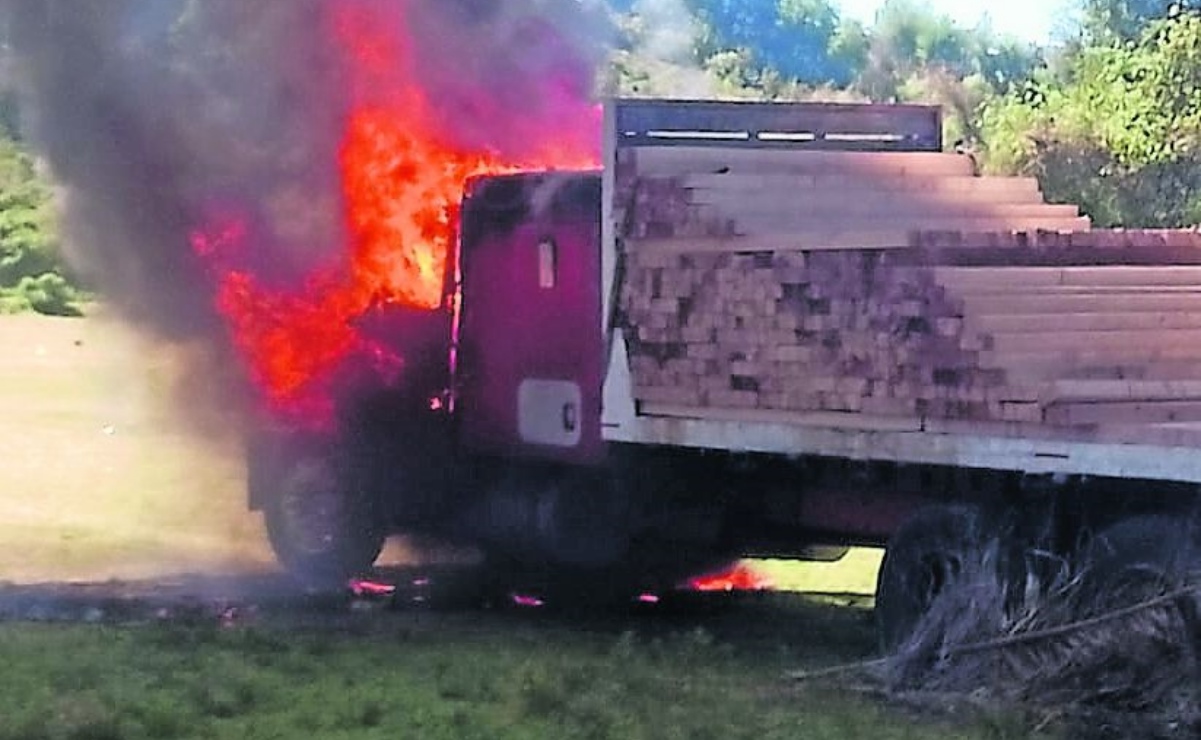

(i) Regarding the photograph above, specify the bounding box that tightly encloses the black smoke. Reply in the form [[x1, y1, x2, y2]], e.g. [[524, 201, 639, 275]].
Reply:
[[1, 0, 610, 423]]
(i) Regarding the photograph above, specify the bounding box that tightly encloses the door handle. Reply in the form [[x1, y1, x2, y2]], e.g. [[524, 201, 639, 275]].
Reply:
[[562, 402, 578, 432]]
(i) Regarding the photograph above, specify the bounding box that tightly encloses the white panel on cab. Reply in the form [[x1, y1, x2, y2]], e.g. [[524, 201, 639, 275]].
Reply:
[[518, 379, 583, 448]]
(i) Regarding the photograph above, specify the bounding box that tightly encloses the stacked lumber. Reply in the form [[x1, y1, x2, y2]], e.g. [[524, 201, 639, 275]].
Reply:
[[623, 248, 992, 419], [610, 99, 1201, 446], [938, 260, 1201, 430], [619, 231, 1201, 442], [623, 235, 1201, 433], [614, 146, 1091, 250]]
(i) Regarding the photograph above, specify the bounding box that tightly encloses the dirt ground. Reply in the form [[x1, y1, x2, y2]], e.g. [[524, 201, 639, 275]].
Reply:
[[0, 313, 431, 585]]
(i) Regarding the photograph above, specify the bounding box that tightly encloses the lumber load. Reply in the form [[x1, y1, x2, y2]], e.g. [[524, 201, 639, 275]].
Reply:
[[614, 147, 1092, 250], [609, 99, 1201, 445], [619, 229, 1201, 438], [627, 147, 976, 176], [622, 247, 1006, 421]]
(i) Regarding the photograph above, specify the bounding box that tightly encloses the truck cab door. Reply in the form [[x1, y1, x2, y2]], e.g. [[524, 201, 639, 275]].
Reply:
[[456, 174, 604, 464]]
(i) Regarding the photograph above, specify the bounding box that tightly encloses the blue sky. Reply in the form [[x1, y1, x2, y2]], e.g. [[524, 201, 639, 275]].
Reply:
[[834, 0, 1082, 45]]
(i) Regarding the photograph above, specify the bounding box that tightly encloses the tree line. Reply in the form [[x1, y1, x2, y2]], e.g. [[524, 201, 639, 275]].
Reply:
[[611, 0, 1201, 227], [0, 0, 1198, 315]]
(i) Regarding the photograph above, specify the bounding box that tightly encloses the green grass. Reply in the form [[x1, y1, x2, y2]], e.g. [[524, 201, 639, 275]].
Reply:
[[0, 615, 1044, 740]]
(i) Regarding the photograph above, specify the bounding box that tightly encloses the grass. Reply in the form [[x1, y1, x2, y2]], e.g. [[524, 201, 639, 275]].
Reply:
[[0, 314, 1048, 739], [0, 612, 1045, 740]]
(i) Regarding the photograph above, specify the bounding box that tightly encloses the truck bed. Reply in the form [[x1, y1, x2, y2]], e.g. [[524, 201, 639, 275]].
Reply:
[[599, 99, 1201, 483]]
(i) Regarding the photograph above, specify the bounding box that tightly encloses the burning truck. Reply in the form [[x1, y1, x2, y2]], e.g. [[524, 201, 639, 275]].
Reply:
[[242, 94, 1201, 650], [19, 0, 1201, 651]]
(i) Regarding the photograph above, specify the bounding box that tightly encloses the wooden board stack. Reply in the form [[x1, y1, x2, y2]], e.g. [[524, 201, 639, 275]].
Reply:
[[614, 145, 1090, 251], [616, 142, 1201, 446]]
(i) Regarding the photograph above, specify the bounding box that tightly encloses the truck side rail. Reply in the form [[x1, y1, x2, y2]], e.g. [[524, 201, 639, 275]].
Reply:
[[612, 98, 943, 152]]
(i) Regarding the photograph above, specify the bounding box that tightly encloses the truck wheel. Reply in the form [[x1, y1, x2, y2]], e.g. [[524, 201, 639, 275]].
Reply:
[[875, 504, 986, 653], [1077, 514, 1198, 612], [263, 452, 385, 590]]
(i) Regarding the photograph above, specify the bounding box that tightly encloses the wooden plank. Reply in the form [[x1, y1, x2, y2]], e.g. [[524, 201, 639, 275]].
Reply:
[[937, 266, 1201, 289], [719, 216, 1090, 237], [1000, 362, 1201, 385], [961, 292, 1201, 314], [626, 232, 912, 252], [980, 329, 1201, 353], [1045, 401, 1201, 426], [687, 186, 1045, 208], [966, 311, 1201, 334], [920, 245, 1201, 268], [951, 285, 1201, 297], [680, 173, 1041, 194], [632, 147, 975, 177], [713, 204, 1080, 222], [979, 351, 1201, 383], [980, 347, 1201, 367], [624, 222, 1088, 253], [639, 403, 924, 432]]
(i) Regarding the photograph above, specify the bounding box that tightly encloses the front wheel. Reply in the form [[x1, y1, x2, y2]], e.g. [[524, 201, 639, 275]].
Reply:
[[875, 504, 989, 653], [262, 451, 385, 589]]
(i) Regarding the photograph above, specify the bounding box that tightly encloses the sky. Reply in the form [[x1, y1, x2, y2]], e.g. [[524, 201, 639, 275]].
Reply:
[[834, 0, 1082, 46]]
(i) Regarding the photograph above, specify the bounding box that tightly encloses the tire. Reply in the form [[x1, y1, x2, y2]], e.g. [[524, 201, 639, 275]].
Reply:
[[1077, 514, 1199, 613], [262, 450, 385, 590], [875, 504, 987, 653]]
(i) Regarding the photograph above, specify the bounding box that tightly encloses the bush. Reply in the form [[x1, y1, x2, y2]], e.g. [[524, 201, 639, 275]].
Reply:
[[978, 10, 1201, 227], [0, 272, 84, 317], [0, 133, 86, 315]]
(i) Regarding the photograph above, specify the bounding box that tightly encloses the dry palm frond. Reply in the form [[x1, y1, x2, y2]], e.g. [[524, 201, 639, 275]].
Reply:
[[874, 536, 1201, 738]]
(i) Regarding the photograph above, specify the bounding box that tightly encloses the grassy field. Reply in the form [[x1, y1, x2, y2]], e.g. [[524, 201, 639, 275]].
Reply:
[[0, 314, 1044, 739], [0, 605, 1048, 740]]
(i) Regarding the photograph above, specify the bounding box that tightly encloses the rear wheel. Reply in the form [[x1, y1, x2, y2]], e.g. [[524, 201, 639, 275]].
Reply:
[[263, 451, 385, 590], [875, 504, 988, 653], [1077, 514, 1200, 612]]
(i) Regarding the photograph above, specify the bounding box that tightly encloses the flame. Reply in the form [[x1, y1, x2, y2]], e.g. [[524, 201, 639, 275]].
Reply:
[[686, 563, 773, 592], [349, 578, 398, 597], [192, 2, 600, 425]]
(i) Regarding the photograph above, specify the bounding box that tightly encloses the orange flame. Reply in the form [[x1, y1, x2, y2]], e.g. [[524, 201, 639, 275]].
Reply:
[[686, 563, 774, 592], [192, 3, 600, 424]]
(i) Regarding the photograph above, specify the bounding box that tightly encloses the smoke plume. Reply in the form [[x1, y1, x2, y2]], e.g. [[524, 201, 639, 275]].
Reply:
[[1, 0, 610, 425], [617, 0, 722, 98]]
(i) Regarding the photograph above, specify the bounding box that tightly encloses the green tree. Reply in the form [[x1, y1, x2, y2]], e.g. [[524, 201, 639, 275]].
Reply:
[[0, 134, 80, 315], [1081, 0, 1198, 43], [686, 0, 855, 85], [980, 9, 1201, 227], [854, 0, 1039, 101]]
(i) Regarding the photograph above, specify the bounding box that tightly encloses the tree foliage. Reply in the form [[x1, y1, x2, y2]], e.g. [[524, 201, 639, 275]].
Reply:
[[1081, 0, 1199, 43], [686, 0, 855, 86], [664, 0, 1041, 100], [0, 134, 81, 315], [980, 8, 1201, 226]]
